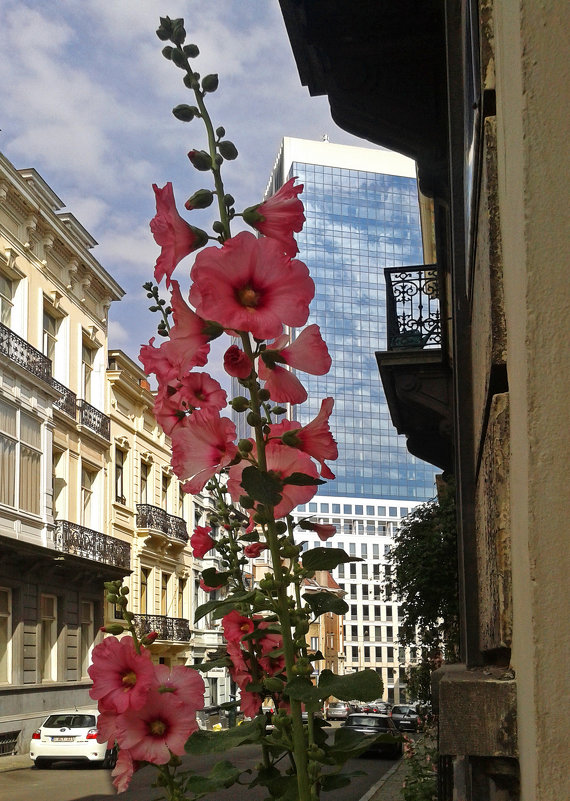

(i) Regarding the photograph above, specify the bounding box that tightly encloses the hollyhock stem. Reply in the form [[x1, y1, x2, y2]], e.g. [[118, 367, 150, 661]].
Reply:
[[239, 335, 311, 801]]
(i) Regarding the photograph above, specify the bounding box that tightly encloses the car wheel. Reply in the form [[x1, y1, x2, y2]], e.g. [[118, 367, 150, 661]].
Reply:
[[103, 747, 118, 769], [35, 760, 52, 769]]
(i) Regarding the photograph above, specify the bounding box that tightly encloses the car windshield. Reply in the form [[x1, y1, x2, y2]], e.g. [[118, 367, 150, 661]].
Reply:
[[329, 703, 346, 709], [393, 706, 415, 715], [347, 716, 389, 728], [43, 714, 96, 729]]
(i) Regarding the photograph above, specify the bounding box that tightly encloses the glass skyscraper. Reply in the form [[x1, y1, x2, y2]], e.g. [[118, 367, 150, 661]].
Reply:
[[266, 138, 436, 502]]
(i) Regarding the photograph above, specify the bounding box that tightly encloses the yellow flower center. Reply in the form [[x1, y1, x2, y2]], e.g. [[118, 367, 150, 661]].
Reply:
[[238, 286, 260, 308], [122, 670, 137, 687], [149, 720, 167, 736]]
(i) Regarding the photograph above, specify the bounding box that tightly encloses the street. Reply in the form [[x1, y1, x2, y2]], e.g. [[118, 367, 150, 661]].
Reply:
[[0, 739, 399, 801]]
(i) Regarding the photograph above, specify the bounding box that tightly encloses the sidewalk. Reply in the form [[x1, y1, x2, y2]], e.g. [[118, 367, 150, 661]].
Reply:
[[0, 752, 30, 772]]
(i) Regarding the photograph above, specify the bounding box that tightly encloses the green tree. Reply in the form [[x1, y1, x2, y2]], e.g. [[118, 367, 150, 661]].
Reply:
[[389, 477, 459, 663]]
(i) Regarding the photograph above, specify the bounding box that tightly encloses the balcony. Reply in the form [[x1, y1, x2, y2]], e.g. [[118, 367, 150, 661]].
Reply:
[[376, 264, 453, 471], [136, 504, 189, 546], [133, 613, 191, 643], [0, 321, 51, 382], [50, 377, 77, 418], [77, 398, 111, 440], [54, 520, 130, 570]]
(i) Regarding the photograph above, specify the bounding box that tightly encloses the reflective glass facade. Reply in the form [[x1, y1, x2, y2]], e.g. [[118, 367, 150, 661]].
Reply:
[[277, 146, 436, 500]]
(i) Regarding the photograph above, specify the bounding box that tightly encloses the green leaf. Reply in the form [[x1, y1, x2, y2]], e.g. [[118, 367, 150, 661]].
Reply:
[[186, 718, 264, 755], [303, 591, 349, 617], [282, 472, 326, 486], [317, 668, 383, 702], [241, 466, 282, 507], [191, 657, 231, 672], [201, 567, 230, 588], [183, 760, 241, 793], [283, 676, 322, 704], [302, 547, 362, 571], [309, 650, 325, 662], [325, 726, 385, 764]]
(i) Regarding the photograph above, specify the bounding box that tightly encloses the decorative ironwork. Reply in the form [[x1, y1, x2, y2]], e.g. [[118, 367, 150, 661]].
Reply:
[[167, 514, 189, 543], [0, 321, 51, 381], [50, 377, 77, 418], [77, 399, 111, 440], [54, 520, 130, 569], [137, 504, 189, 543], [384, 264, 441, 350], [133, 613, 191, 642]]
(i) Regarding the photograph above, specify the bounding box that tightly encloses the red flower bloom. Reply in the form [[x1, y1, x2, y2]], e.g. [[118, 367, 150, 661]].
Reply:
[[112, 750, 139, 794], [153, 372, 227, 435], [309, 522, 337, 542], [189, 232, 314, 340], [278, 398, 338, 479], [150, 182, 208, 286], [228, 440, 320, 518], [171, 409, 238, 494], [243, 177, 305, 256], [88, 636, 155, 714], [227, 640, 251, 686], [222, 610, 255, 643], [243, 542, 268, 558], [191, 525, 216, 559], [153, 664, 205, 710], [223, 344, 252, 379], [258, 325, 331, 404]]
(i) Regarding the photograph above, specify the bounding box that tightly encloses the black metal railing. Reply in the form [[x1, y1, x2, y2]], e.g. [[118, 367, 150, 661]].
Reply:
[[0, 321, 51, 381], [384, 264, 441, 350], [77, 399, 111, 440], [50, 377, 77, 418], [54, 520, 130, 569], [137, 504, 189, 543], [133, 613, 191, 642]]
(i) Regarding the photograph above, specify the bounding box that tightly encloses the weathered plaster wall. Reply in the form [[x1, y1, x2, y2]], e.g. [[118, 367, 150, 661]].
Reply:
[[494, 1, 570, 798]]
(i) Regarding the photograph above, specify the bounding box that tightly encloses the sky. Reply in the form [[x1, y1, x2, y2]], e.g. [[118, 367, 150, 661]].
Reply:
[[0, 0, 377, 382]]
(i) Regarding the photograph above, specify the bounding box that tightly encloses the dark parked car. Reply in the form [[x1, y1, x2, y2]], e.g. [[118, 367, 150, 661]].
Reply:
[[342, 714, 402, 758], [390, 705, 421, 732]]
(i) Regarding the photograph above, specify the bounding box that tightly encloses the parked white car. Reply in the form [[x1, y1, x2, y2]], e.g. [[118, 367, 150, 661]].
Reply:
[[29, 709, 117, 769]]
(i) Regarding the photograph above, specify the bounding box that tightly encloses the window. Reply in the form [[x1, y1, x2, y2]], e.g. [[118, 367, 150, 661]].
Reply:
[[386, 626, 393, 642], [40, 594, 57, 681], [364, 646, 370, 662], [178, 578, 186, 618], [349, 543, 356, 556], [52, 450, 66, 520], [360, 543, 367, 558], [20, 413, 41, 515], [349, 564, 357, 579], [310, 636, 319, 651], [374, 605, 381, 621], [161, 573, 171, 615], [375, 646, 382, 661], [162, 473, 170, 511], [362, 564, 368, 579], [366, 506, 374, 516], [350, 604, 357, 618], [351, 625, 358, 640], [337, 564, 345, 578], [115, 447, 126, 504], [362, 605, 369, 620], [42, 309, 58, 364], [140, 461, 149, 504], [362, 584, 369, 599], [351, 646, 358, 662], [386, 607, 393, 621], [0, 401, 41, 514], [350, 585, 357, 599], [0, 588, 11, 683], [0, 273, 14, 326], [140, 568, 151, 614], [373, 564, 381, 580], [81, 466, 96, 527], [355, 505, 363, 515], [81, 344, 95, 403], [374, 585, 382, 600], [80, 601, 94, 677], [373, 544, 379, 559], [387, 647, 394, 661], [0, 400, 16, 507], [363, 625, 370, 640]]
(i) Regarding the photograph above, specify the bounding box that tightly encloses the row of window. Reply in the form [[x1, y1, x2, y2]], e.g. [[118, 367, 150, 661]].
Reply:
[[298, 502, 410, 517]]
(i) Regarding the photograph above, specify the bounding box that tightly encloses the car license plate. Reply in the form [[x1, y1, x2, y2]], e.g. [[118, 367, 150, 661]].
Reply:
[[53, 736, 74, 742]]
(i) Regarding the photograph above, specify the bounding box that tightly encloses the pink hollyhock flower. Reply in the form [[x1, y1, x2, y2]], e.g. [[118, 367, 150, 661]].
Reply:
[[258, 325, 331, 404], [189, 232, 314, 340], [228, 440, 320, 518], [258, 360, 308, 404], [116, 692, 197, 764], [153, 372, 226, 435], [242, 177, 305, 256], [227, 640, 251, 685], [88, 636, 155, 714], [239, 688, 262, 719], [222, 610, 255, 643], [243, 542, 268, 558], [112, 749, 140, 793], [153, 664, 205, 710], [150, 182, 208, 286], [258, 651, 286, 677], [223, 344, 252, 379], [95, 702, 120, 745], [191, 525, 216, 559], [258, 630, 285, 676], [171, 409, 238, 494], [280, 398, 338, 479], [309, 522, 337, 541]]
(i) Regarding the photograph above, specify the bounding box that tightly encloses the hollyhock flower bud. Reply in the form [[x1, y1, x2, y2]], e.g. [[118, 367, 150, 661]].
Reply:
[[224, 345, 252, 378], [201, 74, 219, 93], [172, 104, 197, 122], [150, 183, 208, 286], [100, 624, 126, 635], [244, 542, 268, 558], [185, 188, 214, 210], [218, 140, 238, 160], [188, 149, 212, 171], [242, 177, 305, 256]]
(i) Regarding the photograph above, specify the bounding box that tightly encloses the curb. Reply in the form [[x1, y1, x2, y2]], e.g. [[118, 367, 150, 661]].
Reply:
[[357, 757, 403, 801]]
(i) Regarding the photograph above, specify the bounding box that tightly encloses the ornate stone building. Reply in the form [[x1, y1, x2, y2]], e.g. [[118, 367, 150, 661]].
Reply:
[[279, 1, 569, 799]]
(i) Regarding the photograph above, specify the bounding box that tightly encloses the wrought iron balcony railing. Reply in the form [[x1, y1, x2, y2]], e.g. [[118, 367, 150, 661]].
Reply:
[[77, 399, 111, 440], [133, 613, 191, 642], [54, 520, 130, 570], [136, 504, 189, 543], [50, 377, 77, 418], [0, 321, 51, 381], [384, 264, 441, 350]]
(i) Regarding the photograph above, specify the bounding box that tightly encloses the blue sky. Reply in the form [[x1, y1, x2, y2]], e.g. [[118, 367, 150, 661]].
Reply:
[[0, 0, 375, 379]]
